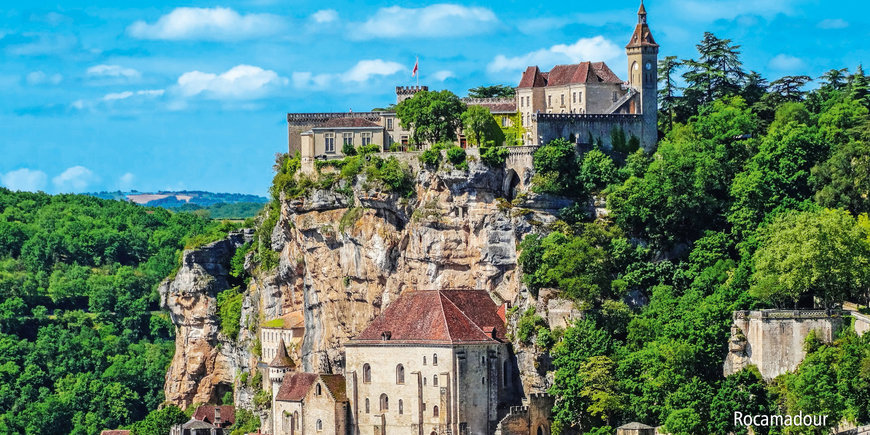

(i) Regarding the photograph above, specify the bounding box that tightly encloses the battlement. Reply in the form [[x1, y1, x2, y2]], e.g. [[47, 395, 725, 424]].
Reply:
[[534, 113, 643, 122], [395, 85, 428, 95], [462, 97, 516, 105], [286, 112, 380, 125]]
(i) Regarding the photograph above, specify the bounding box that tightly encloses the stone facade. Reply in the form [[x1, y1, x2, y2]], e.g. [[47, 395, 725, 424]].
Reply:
[[494, 393, 554, 435], [272, 372, 349, 435], [723, 310, 845, 380], [262, 311, 305, 363]]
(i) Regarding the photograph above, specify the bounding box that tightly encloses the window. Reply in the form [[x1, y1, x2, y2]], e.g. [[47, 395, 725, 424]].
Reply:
[[316, 419, 323, 431], [380, 393, 389, 411], [612, 91, 618, 102], [433, 375, 438, 386], [432, 354, 438, 366], [503, 360, 510, 387], [573, 92, 576, 103], [396, 364, 405, 384], [365, 398, 370, 413], [398, 399, 403, 415], [547, 95, 551, 107], [294, 411, 299, 427], [361, 132, 372, 146], [423, 377, 427, 386], [526, 96, 530, 106], [325, 133, 335, 153], [433, 406, 439, 418], [315, 383, 322, 396], [363, 364, 371, 383], [342, 132, 353, 147], [481, 355, 486, 364], [482, 377, 486, 385], [387, 118, 393, 130], [423, 356, 427, 365], [401, 135, 409, 145], [502, 116, 509, 127], [560, 94, 564, 106], [578, 92, 582, 103]]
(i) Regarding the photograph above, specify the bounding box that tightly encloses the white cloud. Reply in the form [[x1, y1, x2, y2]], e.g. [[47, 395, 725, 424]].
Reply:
[[311, 9, 338, 23], [1, 169, 48, 192], [488, 36, 620, 74], [670, 0, 797, 21], [768, 54, 805, 71], [87, 64, 141, 79], [118, 173, 135, 190], [102, 89, 165, 101], [356, 4, 498, 39], [128, 7, 284, 41], [432, 70, 455, 81], [175, 65, 288, 99], [293, 59, 405, 90], [52, 166, 98, 193], [818, 18, 848, 29], [26, 71, 62, 85]]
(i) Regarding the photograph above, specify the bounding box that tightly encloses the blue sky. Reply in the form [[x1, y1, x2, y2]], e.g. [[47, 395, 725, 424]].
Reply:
[[0, 0, 866, 196]]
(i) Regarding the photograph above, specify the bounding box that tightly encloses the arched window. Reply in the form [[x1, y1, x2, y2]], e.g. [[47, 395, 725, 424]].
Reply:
[[396, 364, 405, 384], [365, 398, 370, 413], [315, 383, 322, 396], [363, 364, 371, 383], [294, 411, 299, 427], [316, 419, 323, 431], [432, 353, 438, 366], [433, 375, 438, 386], [423, 377, 427, 386], [481, 355, 485, 364], [433, 405, 439, 417], [423, 356, 427, 365], [398, 399, 403, 415], [482, 377, 486, 385], [380, 393, 389, 411]]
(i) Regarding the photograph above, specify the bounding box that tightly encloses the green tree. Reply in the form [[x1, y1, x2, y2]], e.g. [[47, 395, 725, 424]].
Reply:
[[577, 150, 618, 194], [460, 105, 505, 146], [395, 90, 466, 144], [681, 32, 745, 112], [813, 140, 870, 214], [750, 208, 870, 308], [531, 138, 579, 196], [467, 85, 515, 99], [658, 56, 682, 132]]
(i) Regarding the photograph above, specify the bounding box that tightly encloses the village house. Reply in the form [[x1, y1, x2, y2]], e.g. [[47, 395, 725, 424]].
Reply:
[[261, 311, 305, 363], [171, 405, 235, 435]]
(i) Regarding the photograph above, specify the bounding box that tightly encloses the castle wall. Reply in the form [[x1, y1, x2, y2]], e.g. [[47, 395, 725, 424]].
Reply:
[[853, 312, 870, 336], [534, 114, 652, 152], [723, 310, 845, 380]]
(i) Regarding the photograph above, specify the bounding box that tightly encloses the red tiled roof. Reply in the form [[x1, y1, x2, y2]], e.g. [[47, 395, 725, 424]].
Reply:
[[276, 373, 319, 402], [269, 338, 296, 368], [319, 374, 348, 402], [191, 405, 235, 427], [350, 290, 507, 345], [517, 62, 623, 88], [317, 117, 381, 128]]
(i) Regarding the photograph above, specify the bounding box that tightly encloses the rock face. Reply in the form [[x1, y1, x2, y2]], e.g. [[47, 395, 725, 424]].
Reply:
[[723, 310, 845, 380], [160, 229, 254, 409]]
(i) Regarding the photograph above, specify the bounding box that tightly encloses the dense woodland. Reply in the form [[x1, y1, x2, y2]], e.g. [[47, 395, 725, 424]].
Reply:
[[520, 33, 870, 434], [0, 192, 246, 434]]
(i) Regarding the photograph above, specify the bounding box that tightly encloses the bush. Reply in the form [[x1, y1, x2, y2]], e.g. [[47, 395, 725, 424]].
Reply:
[[217, 287, 244, 340], [419, 148, 441, 167], [357, 144, 381, 155], [366, 156, 414, 196], [480, 144, 509, 166], [446, 146, 468, 170], [342, 142, 357, 156], [516, 306, 548, 345]]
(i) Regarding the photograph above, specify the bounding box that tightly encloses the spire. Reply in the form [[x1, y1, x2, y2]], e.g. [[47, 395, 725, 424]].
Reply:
[[638, 0, 647, 24], [269, 338, 296, 369]]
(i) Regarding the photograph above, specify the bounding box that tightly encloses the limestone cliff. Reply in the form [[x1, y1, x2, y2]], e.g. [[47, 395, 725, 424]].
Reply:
[[163, 157, 577, 411]]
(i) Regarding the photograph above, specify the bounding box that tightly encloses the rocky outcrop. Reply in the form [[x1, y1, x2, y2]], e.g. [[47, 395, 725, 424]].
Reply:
[[160, 229, 254, 409]]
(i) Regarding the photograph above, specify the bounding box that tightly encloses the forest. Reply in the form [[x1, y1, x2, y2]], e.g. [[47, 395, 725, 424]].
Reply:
[[0, 191, 243, 434], [521, 33, 870, 434]]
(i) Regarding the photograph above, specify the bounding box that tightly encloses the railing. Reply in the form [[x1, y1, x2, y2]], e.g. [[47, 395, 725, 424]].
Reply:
[[733, 310, 845, 320]]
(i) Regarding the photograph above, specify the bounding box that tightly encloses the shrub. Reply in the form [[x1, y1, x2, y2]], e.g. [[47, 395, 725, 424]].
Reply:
[[357, 144, 381, 155], [419, 148, 441, 167], [480, 145, 509, 166], [366, 156, 414, 196], [217, 287, 244, 340], [446, 146, 468, 170], [516, 306, 548, 345], [342, 142, 357, 156]]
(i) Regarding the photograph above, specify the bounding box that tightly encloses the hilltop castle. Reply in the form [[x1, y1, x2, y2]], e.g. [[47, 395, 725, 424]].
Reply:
[[286, 2, 658, 160]]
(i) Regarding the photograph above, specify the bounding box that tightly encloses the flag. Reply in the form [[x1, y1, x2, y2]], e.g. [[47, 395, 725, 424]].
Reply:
[[412, 58, 418, 77]]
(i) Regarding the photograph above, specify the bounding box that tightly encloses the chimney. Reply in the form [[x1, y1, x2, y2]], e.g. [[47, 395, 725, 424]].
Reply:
[[214, 407, 221, 425]]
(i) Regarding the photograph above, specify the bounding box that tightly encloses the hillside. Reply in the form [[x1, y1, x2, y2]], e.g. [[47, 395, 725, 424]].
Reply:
[[87, 191, 268, 219]]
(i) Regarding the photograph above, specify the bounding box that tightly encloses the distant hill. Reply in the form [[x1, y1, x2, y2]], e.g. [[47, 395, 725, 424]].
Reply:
[[87, 190, 268, 219]]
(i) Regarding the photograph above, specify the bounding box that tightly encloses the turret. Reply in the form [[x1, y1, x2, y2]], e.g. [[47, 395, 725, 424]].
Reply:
[[269, 338, 295, 400], [625, 0, 659, 150]]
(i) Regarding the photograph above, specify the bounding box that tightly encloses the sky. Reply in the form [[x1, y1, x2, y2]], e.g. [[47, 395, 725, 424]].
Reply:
[[0, 0, 866, 196]]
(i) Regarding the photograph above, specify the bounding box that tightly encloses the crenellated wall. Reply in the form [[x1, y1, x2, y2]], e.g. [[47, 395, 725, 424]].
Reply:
[[533, 113, 654, 152]]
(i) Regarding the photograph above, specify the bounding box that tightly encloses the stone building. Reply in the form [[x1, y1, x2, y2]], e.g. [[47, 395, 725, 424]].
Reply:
[[343, 289, 522, 435], [615, 422, 655, 435], [272, 372, 349, 435], [261, 311, 305, 363], [171, 405, 235, 435]]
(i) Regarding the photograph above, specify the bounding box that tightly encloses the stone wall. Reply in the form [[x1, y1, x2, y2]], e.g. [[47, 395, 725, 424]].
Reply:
[[723, 310, 845, 380], [853, 312, 870, 336], [533, 113, 653, 152]]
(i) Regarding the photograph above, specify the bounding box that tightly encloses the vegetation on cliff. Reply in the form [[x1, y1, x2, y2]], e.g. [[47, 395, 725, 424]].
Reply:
[[0, 190, 236, 433], [530, 32, 870, 434]]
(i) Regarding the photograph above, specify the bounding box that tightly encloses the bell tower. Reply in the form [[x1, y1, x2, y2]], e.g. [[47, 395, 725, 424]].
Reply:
[[625, 0, 659, 148]]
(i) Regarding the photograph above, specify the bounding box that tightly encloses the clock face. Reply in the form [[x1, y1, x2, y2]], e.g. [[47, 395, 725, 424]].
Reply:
[[645, 62, 652, 70]]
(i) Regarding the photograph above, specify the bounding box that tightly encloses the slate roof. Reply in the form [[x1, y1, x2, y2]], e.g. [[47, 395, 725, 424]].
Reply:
[[269, 338, 296, 368], [350, 289, 507, 345], [316, 118, 382, 129], [517, 62, 623, 88], [190, 405, 235, 427], [276, 372, 319, 401], [617, 422, 655, 429]]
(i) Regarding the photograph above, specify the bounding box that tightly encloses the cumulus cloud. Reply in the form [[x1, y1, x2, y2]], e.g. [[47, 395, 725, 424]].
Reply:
[[1, 169, 48, 192], [52, 166, 99, 193], [128, 7, 284, 41], [488, 36, 620, 74], [118, 173, 135, 190], [768, 54, 805, 71], [818, 18, 848, 29], [293, 59, 404, 90], [311, 9, 338, 23], [356, 4, 498, 39], [87, 64, 141, 79], [432, 70, 455, 81], [26, 71, 62, 85], [175, 65, 288, 99]]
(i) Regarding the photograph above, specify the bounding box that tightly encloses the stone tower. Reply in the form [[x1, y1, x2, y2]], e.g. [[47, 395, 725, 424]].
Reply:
[[625, 0, 659, 147], [269, 338, 295, 401]]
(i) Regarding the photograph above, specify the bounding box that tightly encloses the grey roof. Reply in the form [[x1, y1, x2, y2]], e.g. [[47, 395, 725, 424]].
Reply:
[[182, 419, 215, 430], [617, 422, 654, 429]]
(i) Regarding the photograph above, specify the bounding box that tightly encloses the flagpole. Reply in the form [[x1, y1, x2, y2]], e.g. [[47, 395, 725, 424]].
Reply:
[[416, 56, 419, 87]]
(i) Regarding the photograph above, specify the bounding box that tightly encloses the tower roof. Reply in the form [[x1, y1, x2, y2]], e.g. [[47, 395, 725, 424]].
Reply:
[[626, 1, 658, 49], [269, 338, 296, 368], [518, 62, 623, 88]]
